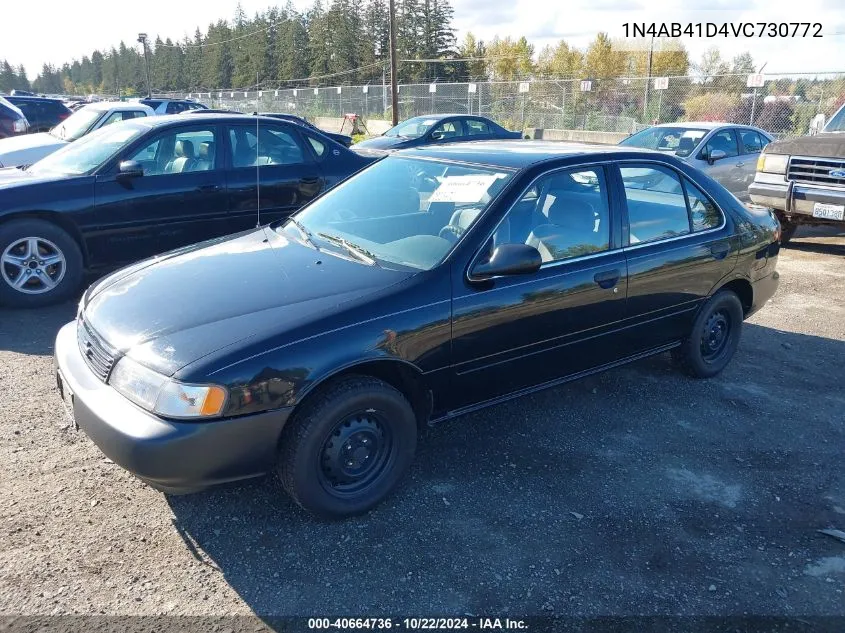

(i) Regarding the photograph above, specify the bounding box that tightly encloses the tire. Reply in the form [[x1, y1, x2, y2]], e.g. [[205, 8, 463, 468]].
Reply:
[[673, 290, 744, 379], [277, 375, 417, 519], [780, 220, 798, 245], [0, 219, 83, 308]]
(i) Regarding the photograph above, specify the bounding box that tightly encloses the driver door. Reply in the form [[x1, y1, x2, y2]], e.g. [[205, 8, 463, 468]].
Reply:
[[695, 128, 746, 197], [224, 122, 324, 232], [89, 123, 228, 267]]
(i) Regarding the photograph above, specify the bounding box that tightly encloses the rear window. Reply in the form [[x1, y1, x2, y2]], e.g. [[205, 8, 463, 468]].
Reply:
[[140, 99, 163, 110]]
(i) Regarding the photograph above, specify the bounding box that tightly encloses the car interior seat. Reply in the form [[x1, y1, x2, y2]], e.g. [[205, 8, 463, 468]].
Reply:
[[677, 136, 697, 155], [196, 142, 215, 170], [166, 140, 197, 173], [526, 195, 598, 262]]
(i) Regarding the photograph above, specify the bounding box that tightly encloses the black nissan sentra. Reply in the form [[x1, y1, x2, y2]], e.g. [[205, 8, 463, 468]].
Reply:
[[55, 141, 781, 518]]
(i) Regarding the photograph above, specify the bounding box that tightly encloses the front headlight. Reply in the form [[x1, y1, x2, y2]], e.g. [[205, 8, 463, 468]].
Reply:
[[757, 153, 789, 174], [109, 356, 227, 419]]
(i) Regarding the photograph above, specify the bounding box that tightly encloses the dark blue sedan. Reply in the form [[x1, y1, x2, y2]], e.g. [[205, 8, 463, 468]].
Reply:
[[0, 113, 375, 308], [354, 114, 522, 153]]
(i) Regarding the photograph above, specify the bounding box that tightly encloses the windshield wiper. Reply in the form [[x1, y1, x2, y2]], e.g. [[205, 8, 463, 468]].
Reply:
[[317, 233, 379, 266], [286, 217, 317, 248]]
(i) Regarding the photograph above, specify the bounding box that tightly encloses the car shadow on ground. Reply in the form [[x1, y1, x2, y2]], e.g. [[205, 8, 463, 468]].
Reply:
[[0, 300, 77, 355], [165, 322, 845, 618]]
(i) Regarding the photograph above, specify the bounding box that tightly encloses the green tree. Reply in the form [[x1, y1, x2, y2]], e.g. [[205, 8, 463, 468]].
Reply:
[[456, 32, 487, 81]]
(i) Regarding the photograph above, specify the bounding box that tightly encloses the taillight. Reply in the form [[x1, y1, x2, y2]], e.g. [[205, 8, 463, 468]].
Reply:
[[58, 112, 70, 121]]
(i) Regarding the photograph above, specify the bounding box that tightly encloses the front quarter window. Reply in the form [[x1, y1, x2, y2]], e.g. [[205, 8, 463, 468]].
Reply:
[[289, 157, 514, 271]]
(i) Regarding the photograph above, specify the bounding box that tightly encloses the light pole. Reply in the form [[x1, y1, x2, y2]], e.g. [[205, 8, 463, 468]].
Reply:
[[137, 33, 152, 98], [388, 0, 399, 125]]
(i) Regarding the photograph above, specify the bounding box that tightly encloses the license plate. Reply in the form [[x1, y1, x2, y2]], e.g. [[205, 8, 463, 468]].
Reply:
[[812, 202, 845, 221], [56, 371, 77, 429]]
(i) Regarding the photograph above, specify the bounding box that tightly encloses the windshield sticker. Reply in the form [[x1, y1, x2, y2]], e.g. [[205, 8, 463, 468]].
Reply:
[[429, 174, 504, 203]]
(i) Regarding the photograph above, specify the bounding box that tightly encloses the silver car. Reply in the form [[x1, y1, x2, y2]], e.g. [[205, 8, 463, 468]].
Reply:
[[619, 122, 773, 201]]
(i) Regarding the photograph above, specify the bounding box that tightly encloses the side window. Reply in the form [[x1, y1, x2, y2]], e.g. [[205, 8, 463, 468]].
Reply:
[[495, 167, 610, 263], [702, 129, 739, 158], [620, 165, 690, 244], [431, 120, 464, 140], [228, 126, 305, 167], [101, 111, 144, 127], [685, 179, 723, 231], [128, 127, 217, 175], [466, 119, 490, 136], [166, 102, 189, 115], [305, 135, 326, 158], [739, 130, 765, 154]]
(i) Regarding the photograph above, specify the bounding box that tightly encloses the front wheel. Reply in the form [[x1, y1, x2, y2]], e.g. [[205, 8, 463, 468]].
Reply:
[[0, 219, 83, 308], [276, 375, 417, 518], [672, 290, 744, 378]]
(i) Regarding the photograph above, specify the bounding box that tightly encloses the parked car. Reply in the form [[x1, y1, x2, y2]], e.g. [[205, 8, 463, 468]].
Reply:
[[0, 101, 154, 168], [139, 98, 208, 115], [0, 97, 29, 139], [354, 114, 523, 153], [5, 96, 72, 133], [0, 114, 376, 307], [9, 89, 36, 97], [619, 122, 773, 202], [257, 113, 353, 147], [749, 102, 845, 242], [54, 141, 781, 518]]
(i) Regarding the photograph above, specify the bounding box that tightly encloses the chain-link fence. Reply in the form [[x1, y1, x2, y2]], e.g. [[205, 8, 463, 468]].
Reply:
[[173, 72, 845, 138]]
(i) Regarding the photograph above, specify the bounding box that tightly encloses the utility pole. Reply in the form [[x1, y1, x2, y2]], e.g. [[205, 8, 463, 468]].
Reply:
[[642, 36, 654, 122], [137, 33, 152, 98], [388, 0, 399, 125]]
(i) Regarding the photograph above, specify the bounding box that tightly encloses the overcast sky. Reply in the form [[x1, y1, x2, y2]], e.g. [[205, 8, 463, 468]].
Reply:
[[1, 0, 843, 79]]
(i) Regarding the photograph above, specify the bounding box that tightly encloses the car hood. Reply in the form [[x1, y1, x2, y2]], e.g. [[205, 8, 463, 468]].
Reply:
[[765, 133, 845, 160], [0, 131, 64, 156], [83, 227, 412, 376], [0, 166, 68, 189], [354, 135, 409, 151]]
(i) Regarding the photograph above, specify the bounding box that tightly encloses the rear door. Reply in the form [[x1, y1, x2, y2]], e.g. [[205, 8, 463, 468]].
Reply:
[[223, 121, 324, 232], [89, 123, 228, 266], [617, 162, 737, 353]]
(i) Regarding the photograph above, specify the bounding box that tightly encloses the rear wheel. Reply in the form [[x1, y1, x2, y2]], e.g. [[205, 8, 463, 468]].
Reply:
[[0, 219, 83, 308], [672, 290, 744, 378], [276, 375, 417, 518]]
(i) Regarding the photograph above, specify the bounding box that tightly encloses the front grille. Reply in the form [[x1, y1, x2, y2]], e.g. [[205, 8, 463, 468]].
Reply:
[[787, 157, 845, 187], [77, 319, 116, 382]]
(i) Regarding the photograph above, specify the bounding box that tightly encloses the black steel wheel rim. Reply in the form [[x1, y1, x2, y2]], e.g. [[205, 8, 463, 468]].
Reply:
[[701, 309, 731, 361], [318, 412, 393, 496]]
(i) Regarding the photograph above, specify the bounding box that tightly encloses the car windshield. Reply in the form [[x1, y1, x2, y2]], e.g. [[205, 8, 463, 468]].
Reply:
[[384, 117, 440, 139], [49, 108, 104, 142], [287, 157, 514, 271], [824, 105, 845, 132], [620, 126, 708, 157], [29, 122, 146, 176]]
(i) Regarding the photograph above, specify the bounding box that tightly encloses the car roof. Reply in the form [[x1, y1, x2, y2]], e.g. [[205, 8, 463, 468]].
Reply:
[[128, 113, 283, 128], [651, 121, 765, 131], [81, 101, 155, 113], [395, 140, 664, 169], [6, 95, 64, 103]]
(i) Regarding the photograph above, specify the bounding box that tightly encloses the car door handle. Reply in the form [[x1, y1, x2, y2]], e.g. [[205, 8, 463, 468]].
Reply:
[[197, 184, 220, 192], [710, 243, 730, 260], [594, 269, 621, 289], [735, 162, 744, 168], [300, 177, 321, 185]]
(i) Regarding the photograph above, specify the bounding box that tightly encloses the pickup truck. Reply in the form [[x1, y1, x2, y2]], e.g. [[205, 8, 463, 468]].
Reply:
[[749, 102, 845, 242], [0, 101, 154, 168]]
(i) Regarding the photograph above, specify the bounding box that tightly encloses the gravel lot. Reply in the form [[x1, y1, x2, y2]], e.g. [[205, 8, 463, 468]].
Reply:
[[1, 226, 844, 624]]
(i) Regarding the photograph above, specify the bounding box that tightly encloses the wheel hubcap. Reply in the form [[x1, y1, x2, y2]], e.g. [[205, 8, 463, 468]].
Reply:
[[701, 310, 730, 361], [319, 413, 391, 494], [1, 237, 66, 295]]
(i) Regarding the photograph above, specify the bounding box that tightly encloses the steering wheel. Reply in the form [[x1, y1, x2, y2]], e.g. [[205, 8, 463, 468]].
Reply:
[[438, 224, 463, 243], [413, 170, 440, 193]]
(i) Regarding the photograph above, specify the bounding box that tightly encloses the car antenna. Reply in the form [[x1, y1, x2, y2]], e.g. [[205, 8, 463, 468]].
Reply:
[[255, 73, 261, 228]]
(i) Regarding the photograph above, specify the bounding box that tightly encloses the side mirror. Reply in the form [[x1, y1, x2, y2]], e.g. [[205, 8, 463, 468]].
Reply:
[[707, 149, 727, 165], [470, 243, 542, 281], [430, 130, 445, 141], [117, 160, 144, 179]]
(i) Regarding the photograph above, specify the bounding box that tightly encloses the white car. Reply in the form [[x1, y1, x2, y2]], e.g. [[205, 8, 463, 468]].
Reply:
[[0, 101, 154, 168]]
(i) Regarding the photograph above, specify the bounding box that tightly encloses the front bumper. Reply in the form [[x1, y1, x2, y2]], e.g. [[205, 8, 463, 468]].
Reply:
[[749, 181, 845, 219], [54, 321, 292, 493]]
